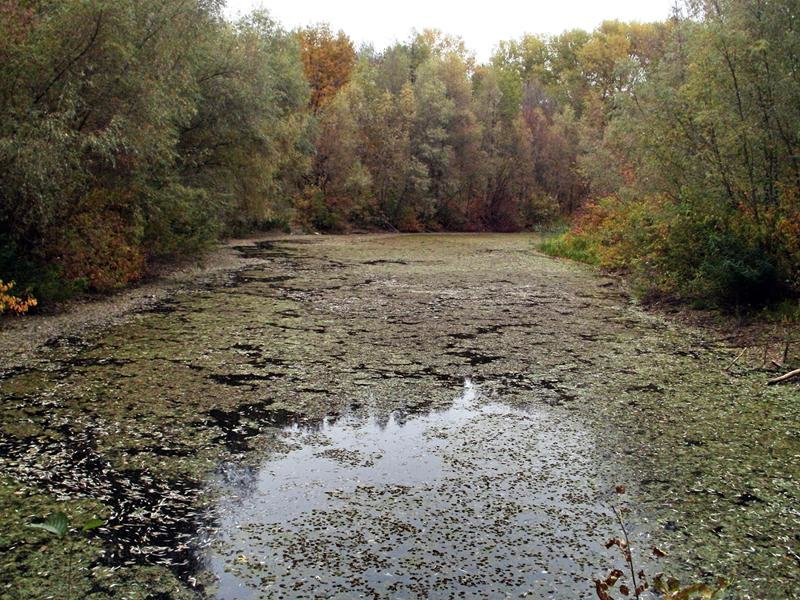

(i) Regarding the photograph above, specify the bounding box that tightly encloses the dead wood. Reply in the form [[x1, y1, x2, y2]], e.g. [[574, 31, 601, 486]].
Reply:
[[767, 368, 800, 386]]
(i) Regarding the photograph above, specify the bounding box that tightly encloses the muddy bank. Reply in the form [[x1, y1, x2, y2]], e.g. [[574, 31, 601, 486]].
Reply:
[[0, 234, 797, 599]]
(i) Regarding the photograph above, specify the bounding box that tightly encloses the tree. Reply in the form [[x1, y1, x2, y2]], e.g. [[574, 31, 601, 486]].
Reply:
[[0, 2, 312, 297], [297, 24, 356, 111]]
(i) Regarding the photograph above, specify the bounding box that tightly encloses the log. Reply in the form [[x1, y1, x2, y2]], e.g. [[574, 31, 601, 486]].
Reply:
[[767, 368, 800, 386]]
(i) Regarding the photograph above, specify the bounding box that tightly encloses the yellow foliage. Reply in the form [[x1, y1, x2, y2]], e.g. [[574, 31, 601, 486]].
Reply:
[[0, 280, 37, 315]]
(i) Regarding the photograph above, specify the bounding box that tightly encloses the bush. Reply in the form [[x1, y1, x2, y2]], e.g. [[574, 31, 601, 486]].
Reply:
[[538, 196, 657, 269], [540, 195, 790, 309], [659, 211, 785, 308], [54, 189, 145, 292]]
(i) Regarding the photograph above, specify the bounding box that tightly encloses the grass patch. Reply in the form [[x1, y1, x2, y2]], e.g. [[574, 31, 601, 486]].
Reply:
[[538, 231, 600, 265]]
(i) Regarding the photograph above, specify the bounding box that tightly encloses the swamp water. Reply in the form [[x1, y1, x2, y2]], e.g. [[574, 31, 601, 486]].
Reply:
[[200, 379, 628, 598], [0, 234, 797, 598]]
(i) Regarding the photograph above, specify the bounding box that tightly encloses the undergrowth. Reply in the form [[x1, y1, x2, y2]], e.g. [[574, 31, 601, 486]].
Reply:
[[539, 195, 798, 312]]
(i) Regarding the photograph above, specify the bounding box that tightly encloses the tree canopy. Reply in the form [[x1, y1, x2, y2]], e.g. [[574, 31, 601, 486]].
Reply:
[[0, 0, 797, 309]]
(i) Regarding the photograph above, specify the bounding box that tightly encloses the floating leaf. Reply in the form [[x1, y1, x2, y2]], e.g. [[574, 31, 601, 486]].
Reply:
[[82, 518, 104, 532], [653, 574, 729, 599], [608, 569, 624, 586]]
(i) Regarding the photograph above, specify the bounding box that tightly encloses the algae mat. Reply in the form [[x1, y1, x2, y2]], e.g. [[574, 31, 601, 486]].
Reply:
[[0, 234, 797, 599]]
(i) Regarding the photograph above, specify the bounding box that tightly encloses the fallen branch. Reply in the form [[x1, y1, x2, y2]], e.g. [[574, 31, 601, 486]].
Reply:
[[725, 347, 747, 371], [767, 368, 800, 386]]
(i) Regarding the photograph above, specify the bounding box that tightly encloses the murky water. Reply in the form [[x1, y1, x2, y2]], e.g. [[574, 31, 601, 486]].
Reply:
[[199, 380, 637, 598], [0, 234, 797, 599]]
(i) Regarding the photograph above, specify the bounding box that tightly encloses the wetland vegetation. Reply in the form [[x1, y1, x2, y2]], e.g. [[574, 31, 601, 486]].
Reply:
[[1, 235, 798, 598], [1, 0, 799, 598]]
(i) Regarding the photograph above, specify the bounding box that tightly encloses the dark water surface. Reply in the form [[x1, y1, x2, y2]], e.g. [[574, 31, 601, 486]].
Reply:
[[1, 234, 796, 599], [200, 380, 633, 598]]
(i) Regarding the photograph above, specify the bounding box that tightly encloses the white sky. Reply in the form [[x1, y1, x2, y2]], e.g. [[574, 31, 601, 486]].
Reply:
[[224, 0, 676, 61]]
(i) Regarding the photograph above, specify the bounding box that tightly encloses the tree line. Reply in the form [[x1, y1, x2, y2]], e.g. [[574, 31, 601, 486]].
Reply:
[[0, 0, 797, 309], [544, 0, 800, 307]]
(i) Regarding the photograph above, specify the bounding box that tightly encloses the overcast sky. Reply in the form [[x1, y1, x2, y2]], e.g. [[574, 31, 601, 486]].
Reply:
[[224, 0, 676, 61]]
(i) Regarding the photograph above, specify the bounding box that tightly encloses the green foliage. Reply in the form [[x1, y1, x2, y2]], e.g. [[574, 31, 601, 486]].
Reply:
[[295, 185, 343, 232], [141, 184, 218, 259], [28, 511, 105, 539], [657, 212, 784, 307], [0, 234, 84, 302], [81, 518, 104, 532], [539, 232, 600, 265], [28, 512, 69, 537], [0, 1, 311, 304]]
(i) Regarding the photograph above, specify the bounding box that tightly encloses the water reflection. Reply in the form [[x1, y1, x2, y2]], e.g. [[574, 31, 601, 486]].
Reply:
[[200, 380, 630, 598], [212, 380, 482, 524]]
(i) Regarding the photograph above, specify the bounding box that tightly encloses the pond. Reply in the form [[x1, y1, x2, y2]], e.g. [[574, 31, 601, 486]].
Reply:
[[0, 234, 797, 598], [201, 379, 628, 598]]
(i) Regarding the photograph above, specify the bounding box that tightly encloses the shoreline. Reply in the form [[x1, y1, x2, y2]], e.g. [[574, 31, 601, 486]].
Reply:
[[0, 235, 276, 372]]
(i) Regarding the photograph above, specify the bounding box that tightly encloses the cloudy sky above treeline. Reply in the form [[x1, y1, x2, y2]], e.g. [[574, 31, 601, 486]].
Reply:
[[225, 0, 676, 61]]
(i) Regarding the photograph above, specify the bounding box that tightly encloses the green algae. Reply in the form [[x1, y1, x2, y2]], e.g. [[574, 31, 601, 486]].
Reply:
[[0, 233, 797, 598]]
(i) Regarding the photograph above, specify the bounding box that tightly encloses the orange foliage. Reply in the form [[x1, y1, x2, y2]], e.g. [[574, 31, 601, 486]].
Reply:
[[298, 25, 356, 111], [0, 280, 37, 315]]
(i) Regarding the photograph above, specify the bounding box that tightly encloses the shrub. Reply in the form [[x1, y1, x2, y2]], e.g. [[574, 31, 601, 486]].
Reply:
[[538, 195, 658, 268], [540, 195, 790, 309], [0, 279, 37, 315], [54, 189, 145, 293], [655, 208, 785, 307]]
